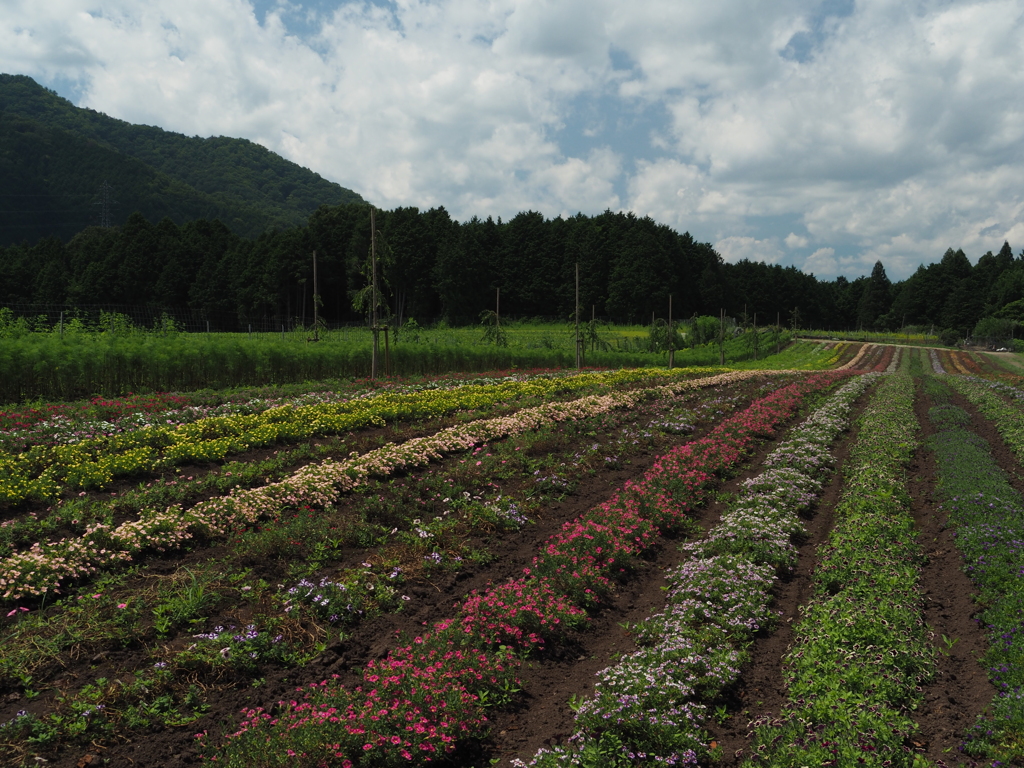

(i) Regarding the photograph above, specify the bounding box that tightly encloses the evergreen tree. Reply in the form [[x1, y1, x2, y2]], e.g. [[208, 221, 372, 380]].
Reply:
[[856, 261, 892, 329]]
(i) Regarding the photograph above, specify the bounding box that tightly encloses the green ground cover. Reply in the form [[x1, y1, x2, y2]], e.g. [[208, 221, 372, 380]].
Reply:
[[931, 375, 1024, 762], [801, 328, 942, 347], [745, 368, 937, 767]]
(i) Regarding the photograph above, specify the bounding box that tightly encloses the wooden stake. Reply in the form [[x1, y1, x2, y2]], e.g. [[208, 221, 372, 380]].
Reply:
[[575, 262, 580, 370], [312, 250, 319, 342], [371, 208, 379, 379], [668, 294, 674, 369]]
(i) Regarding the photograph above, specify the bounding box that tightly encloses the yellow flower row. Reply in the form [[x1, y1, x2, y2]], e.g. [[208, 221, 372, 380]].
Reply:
[[818, 342, 848, 369], [0, 369, 758, 600], [0, 367, 726, 505]]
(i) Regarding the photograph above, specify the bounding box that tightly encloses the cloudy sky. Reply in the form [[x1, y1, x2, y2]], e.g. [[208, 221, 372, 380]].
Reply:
[[3, 0, 1023, 279]]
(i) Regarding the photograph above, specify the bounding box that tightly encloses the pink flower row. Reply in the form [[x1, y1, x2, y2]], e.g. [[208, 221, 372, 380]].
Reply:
[[201, 371, 847, 766]]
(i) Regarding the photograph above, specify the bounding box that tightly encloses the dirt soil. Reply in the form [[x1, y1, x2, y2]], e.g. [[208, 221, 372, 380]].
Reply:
[[704, 376, 998, 768], [1, 379, 767, 768], [8, 371, 1011, 768]]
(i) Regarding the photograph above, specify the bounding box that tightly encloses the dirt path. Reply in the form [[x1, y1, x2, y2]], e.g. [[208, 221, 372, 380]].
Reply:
[[910, 378, 995, 766]]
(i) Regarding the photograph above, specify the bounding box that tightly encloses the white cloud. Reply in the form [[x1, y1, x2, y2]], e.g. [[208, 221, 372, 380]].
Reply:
[[626, 159, 712, 228], [1004, 223, 1024, 251], [715, 236, 785, 265], [803, 247, 837, 276], [1, 0, 1023, 280]]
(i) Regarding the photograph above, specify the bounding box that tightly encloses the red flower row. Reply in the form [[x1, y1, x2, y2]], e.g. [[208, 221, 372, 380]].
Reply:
[[202, 372, 849, 766]]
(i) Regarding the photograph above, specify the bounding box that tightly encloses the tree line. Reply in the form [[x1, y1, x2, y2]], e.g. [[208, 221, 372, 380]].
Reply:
[[0, 202, 1019, 339]]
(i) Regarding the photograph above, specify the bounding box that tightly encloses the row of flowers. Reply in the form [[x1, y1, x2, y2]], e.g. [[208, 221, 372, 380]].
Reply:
[[837, 342, 872, 370], [946, 375, 1024, 466], [0, 370, 528, 436], [0, 368, 691, 452], [745, 372, 935, 767], [819, 342, 849, 369], [0, 370, 759, 601], [0, 392, 190, 440], [932, 375, 1024, 763], [0, 384, 745, 750], [197, 372, 850, 765], [0, 367, 727, 506], [512, 373, 875, 767]]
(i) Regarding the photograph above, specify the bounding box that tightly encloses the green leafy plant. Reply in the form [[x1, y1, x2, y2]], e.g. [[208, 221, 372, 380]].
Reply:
[[151, 567, 223, 637]]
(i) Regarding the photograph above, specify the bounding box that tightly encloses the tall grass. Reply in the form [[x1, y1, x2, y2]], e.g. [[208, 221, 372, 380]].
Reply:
[[799, 328, 942, 347], [0, 329, 799, 404]]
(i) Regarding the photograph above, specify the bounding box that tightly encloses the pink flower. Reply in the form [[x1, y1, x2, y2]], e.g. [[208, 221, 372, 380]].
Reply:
[[117, 603, 128, 609]]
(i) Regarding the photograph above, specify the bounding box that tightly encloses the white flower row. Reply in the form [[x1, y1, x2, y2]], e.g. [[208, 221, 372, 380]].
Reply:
[[514, 373, 876, 767], [1, 371, 760, 601]]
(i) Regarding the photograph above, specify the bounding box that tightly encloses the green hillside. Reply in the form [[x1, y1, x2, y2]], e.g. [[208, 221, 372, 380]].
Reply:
[[0, 74, 363, 245]]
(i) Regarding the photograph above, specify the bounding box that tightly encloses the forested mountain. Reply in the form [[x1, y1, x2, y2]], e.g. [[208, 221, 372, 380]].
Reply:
[[0, 74, 363, 245]]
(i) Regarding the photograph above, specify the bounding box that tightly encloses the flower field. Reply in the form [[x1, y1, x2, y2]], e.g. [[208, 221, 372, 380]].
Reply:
[[1, 344, 1024, 767]]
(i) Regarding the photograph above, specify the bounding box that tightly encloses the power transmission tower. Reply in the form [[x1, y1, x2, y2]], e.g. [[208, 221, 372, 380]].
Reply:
[[94, 180, 117, 227]]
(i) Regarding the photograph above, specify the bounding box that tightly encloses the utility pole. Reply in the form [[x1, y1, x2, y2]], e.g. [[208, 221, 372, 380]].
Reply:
[[371, 208, 379, 379], [668, 294, 674, 369], [575, 262, 580, 370], [312, 250, 320, 342], [753, 311, 757, 360], [719, 308, 725, 366]]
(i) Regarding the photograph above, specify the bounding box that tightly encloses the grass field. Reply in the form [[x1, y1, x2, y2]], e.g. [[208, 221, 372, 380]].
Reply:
[[0, 322, 796, 404]]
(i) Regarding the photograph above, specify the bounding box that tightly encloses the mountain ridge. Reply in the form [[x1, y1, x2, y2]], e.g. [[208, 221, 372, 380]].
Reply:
[[0, 73, 364, 245]]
